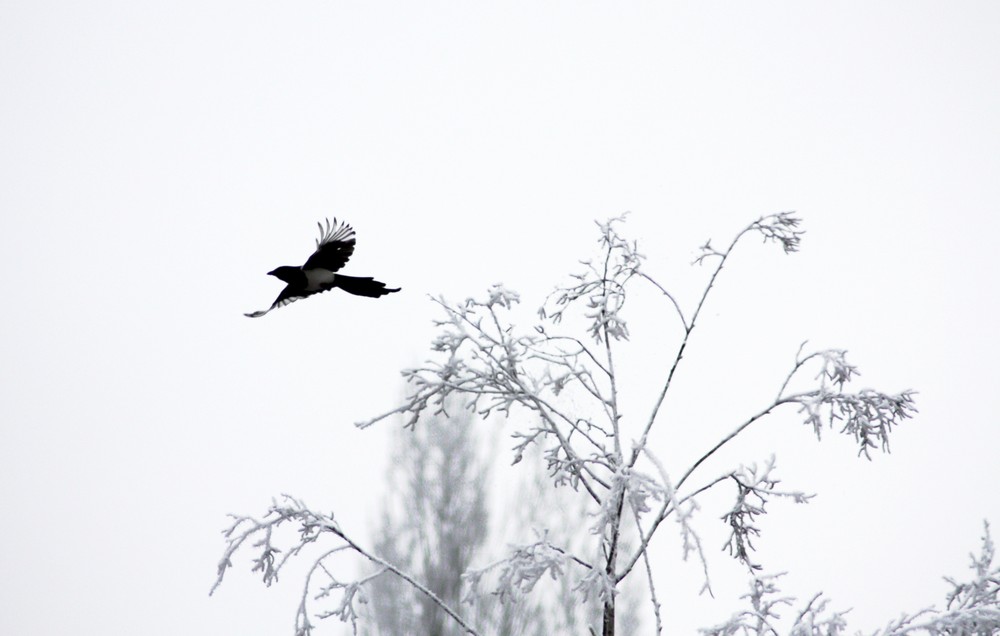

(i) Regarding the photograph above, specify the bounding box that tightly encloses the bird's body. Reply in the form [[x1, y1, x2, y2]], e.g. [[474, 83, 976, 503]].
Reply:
[[245, 219, 400, 318], [302, 268, 337, 291]]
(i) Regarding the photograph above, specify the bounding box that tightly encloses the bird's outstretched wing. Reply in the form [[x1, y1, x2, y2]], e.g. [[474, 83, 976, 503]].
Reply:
[[244, 285, 315, 318], [303, 218, 356, 272]]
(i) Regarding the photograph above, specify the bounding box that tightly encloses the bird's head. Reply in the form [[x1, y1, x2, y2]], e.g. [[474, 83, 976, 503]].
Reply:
[[267, 266, 301, 284]]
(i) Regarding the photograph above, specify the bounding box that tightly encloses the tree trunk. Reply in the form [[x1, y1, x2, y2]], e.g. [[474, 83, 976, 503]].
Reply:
[[602, 599, 615, 636], [601, 488, 626, 636]]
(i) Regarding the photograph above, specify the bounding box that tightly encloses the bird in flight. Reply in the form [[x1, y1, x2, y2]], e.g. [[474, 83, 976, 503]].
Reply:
[[245, 218, 400, 318]]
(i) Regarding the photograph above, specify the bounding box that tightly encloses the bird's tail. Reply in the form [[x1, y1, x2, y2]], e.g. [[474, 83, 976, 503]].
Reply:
[[334, 275, 401, 298]]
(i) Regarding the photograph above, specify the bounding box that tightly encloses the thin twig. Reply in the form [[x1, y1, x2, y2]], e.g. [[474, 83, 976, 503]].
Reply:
[[638, 271, 688, 331], [631, 221, 757, 467]]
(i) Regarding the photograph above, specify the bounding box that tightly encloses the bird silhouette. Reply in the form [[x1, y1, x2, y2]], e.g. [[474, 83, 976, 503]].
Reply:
[[245, 218, 400, 318]]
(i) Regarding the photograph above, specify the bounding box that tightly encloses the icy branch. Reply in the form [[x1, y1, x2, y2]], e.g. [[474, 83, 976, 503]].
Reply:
[[699, 573, 849, 636], [211, 495, 479, 636], [541, 214, 643, 345], [721, 458, 814, 572], [463, 531, 591, 605], [784, 349, 917, 459], [358, 281, 627, 502], [875, 521, 1000, 635], [701, 522, 1000, 635]]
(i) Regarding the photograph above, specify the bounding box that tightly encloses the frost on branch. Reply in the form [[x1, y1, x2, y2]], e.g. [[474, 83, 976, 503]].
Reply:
[[695, 212, 804, 266], [702, 523, 1000, 636], [541, 214, 643, 344], [211, 495, 369, 635], [576, 567, 619, 607], [942, 522, 1000, 626], [872, 521, 1000, 635], [699, 573, 849, 636], [359, 281, 622, 498], [591, 466, 668, 571], [780, 348, 917, 459], [211, 495, 478, 636], [357, 284, 545, 432], [721, 458, 814, 572], [462, 533, 571, 604]]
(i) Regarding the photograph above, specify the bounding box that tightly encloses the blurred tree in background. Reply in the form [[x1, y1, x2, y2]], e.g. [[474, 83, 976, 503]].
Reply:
[[363, 410, 491, 636]]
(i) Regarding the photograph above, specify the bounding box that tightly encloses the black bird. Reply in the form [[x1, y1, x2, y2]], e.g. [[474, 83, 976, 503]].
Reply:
[[245, 218, 400, 318]]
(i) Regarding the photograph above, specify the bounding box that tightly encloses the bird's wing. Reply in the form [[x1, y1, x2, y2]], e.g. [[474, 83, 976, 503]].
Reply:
[[244, 285, 316, 318], [303, 218, 356, 272]]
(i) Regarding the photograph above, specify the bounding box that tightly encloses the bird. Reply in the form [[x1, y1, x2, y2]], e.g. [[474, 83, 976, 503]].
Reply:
[[245, 218, 400, 318]]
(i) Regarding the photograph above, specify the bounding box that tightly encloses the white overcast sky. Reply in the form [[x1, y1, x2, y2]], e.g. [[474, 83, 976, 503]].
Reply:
[[2, 2, 999, 634]]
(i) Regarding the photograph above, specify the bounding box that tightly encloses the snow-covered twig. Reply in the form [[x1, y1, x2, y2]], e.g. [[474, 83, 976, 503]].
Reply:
[[211, 495, 480, 636]]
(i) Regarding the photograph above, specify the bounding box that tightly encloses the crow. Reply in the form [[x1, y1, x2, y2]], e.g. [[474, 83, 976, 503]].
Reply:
[[245, 218, 400, 318]]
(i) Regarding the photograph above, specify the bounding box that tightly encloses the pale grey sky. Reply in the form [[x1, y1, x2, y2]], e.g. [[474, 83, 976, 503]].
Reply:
[[2, 2, 998, 634]]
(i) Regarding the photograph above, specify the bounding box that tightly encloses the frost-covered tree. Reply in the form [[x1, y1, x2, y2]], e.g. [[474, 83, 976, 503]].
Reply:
[[211, 213, 999, 635]]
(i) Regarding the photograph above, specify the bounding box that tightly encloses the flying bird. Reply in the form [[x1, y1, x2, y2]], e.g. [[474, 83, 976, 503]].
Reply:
[[245, 218, 400, 318]]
